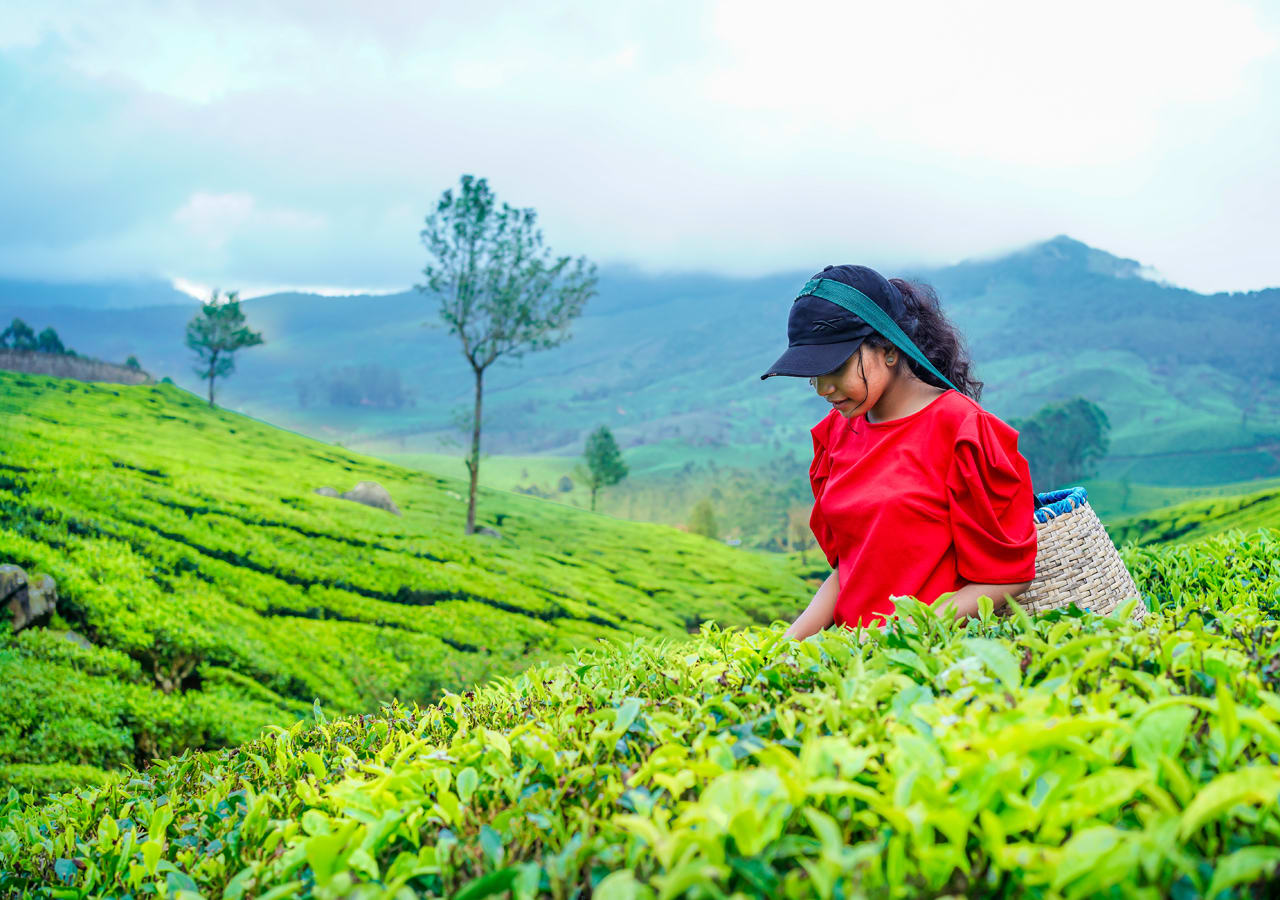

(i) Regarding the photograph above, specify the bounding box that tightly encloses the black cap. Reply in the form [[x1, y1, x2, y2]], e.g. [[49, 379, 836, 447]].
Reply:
[[759, 264, 906, 379]]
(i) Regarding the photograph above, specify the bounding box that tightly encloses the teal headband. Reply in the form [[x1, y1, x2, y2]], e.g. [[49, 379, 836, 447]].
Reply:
[[798, 277, 958, 393]]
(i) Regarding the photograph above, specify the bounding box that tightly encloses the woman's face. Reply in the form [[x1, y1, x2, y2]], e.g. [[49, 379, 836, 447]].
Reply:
[[810, 344, 895, 418]]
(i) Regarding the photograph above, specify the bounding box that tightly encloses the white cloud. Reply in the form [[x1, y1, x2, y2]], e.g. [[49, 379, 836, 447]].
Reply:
[[1, 0, 1278, 293], [172, 191, 326, 252]]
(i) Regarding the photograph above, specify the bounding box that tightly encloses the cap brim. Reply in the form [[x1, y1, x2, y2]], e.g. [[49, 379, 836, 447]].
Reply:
[[759, 338, 864, 380]]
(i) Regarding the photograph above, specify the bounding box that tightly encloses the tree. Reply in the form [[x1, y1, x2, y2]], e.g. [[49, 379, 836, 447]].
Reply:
[[184, 289, 264, 407], [416, 174, 597, 535], [1, 318, 37, 350], [1011, 396, 1111, 494], [575, 425, 628, 512], [688, 498, 719, 540], [35, 327, 65, 354], [125, 355, 141, 370], [786, 502, 817, 563]]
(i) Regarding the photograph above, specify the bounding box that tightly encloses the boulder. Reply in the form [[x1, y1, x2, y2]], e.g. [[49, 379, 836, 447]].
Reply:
[[314, 481, 402, 516], [1, 564, 57, 632], [342, 481, 402, 516]]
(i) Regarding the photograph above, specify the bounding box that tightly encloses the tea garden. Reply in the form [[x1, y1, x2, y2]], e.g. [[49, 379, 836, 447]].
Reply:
[[2, 371, 1280, 897]]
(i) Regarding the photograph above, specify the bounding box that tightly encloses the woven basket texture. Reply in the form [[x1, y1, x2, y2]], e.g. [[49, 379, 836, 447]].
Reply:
[[998, 488, 1146, 622]]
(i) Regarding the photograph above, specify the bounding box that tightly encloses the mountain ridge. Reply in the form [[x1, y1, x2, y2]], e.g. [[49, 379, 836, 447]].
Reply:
[[2, 235, 1277, 487]]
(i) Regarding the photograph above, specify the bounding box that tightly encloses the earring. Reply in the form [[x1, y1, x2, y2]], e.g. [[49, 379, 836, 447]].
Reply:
[[886, 353, 896, 365]]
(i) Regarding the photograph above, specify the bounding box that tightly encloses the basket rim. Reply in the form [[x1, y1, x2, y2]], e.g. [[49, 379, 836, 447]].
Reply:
[[1034, 486, 1088, 524]]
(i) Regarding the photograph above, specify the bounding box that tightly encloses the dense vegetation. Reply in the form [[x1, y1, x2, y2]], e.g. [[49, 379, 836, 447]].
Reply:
[[3, 527, 1278, 898], [1, 318, 76, 356], [1108, 484, 1280, 548], [0, 371, 806, 792]]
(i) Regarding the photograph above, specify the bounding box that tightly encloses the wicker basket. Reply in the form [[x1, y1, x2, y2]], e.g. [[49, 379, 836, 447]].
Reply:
[[996, 486, 1146, 622]]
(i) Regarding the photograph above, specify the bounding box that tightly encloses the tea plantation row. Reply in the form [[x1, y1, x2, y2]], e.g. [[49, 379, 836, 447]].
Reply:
[[1108, 484, 1280, 548], [3, 528, 1278, 898], [0, 371, 808, 792]]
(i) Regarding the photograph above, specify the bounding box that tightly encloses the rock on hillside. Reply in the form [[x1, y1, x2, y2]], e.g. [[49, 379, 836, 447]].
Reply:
[[1, 564, 57, 631], [314, 480, 402, 515]]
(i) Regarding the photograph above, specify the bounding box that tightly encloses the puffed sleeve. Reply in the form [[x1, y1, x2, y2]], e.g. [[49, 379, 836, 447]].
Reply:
[[946, 410, 1037, 584], [809, 418, 839, 569]]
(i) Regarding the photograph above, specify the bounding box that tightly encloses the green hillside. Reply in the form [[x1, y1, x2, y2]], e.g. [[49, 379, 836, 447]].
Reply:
[[0, 371, 807, 792], [1107, 484, 1280, 547], [3, 529, 1278, 898], [6, 237, 1279, 491]]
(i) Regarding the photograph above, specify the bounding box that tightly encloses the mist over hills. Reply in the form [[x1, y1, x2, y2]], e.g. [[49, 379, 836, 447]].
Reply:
[[2, 235, 1277, 486]]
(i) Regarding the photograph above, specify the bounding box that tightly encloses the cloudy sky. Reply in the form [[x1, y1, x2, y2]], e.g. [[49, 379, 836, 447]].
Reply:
[[2, 0, 1278, 295]]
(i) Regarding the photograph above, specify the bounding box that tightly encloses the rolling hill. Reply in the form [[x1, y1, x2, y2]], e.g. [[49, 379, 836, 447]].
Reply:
[[0, 370, 807, 792], [2, 236, 1278, 494], [1107, 483, 1280, 547]]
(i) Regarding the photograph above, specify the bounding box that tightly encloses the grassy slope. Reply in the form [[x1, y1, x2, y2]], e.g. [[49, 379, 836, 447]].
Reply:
[[0, 371, 808, 787], [1107, 483, 1280, 547], [1084, 475, 1280, 523]]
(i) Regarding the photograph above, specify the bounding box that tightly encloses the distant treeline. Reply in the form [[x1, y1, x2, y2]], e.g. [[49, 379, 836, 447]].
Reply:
[[1, 318, 77, 356], [294, 364, 416, 410]]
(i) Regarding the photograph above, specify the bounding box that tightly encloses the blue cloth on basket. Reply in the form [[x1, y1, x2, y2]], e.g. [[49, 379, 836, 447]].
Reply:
[[1033, 486, 1087, 524]]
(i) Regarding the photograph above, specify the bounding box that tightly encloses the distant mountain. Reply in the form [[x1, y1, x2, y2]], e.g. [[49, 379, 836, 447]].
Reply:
[[2, 236, 1277, 486], [0, 277, 195, 310]]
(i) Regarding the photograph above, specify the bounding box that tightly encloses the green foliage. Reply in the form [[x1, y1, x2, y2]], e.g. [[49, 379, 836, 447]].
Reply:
[[1, 317, 37, 350], [578, 425, 628, 512], [1, 319, 75, 356], [184, 289, 265, 407], [1109, 485, 1280, 547], [688, 497, 719, 540], [0, 370, 805, 778], [124, 356, 141, 371], [35, 328, 65, 355], [1011, 396, 1111, 494], [415, 173, 599, 535], [2, 527, 1279, 898]]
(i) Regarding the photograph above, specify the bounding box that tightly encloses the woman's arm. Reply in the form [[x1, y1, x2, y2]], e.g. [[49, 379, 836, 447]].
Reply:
[[941, 580, 1033, 620], [782, 567, 839, 640]]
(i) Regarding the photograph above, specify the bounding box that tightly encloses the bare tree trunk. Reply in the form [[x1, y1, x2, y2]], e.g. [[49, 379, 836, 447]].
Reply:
[[590, 485, 598, 512], [465, 365, 484, 534], [207, 350, 218, 407]]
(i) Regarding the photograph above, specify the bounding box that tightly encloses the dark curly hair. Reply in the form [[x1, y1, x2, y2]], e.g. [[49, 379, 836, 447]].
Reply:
[[855, 277, 983, 402]]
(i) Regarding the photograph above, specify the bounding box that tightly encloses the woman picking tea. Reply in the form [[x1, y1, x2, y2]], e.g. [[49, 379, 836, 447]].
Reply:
[[760, 265, 1037, 638]]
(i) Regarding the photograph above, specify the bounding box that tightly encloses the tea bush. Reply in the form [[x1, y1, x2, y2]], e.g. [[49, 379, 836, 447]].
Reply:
[[3, 527, 1278, 898], [0, 371, 806, 784]]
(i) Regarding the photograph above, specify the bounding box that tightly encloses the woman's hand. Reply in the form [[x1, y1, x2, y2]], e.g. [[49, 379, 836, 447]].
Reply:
[[782, 567, 840, 641]]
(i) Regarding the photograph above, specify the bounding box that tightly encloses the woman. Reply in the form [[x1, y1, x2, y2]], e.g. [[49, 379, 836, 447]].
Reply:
[[760, 264, 1037, 638]]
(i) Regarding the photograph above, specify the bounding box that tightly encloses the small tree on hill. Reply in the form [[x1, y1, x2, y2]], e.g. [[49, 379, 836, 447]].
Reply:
[[185, 289, 264, 407], [1012, 396, 1111, 494], [416, 174, 597, 535], [36, 327, 65, 354], [125, 355, 142, 370], [688, 498, 719, 540], [787, 502, 816, 563], [1, 318, 36, 350], [575, 425, 628, 512]]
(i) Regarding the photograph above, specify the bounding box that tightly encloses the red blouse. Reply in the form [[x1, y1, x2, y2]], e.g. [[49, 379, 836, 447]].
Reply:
[[809, 389, 1037, 629]]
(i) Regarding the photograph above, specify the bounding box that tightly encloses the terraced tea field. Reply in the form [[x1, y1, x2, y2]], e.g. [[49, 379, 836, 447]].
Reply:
[[0, 371, 807, 791]]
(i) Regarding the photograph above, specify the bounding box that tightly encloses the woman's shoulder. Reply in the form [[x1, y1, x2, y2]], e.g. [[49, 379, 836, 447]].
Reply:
[[934, 391, 1023, 452], [934, 390, 1008, 425]]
